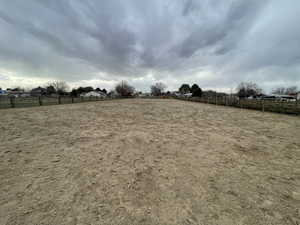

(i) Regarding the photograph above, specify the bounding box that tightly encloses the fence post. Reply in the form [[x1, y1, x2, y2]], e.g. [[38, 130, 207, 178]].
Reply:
[[10, 96, 15, 108], [38, 96, 42, 106], [262, 99, 265, 113], [215, 93, 217, 105], [58, 96, 61, 104], [72, 97, 74, 103]]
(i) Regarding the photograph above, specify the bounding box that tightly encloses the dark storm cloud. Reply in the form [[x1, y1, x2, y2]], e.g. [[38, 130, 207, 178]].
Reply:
[[0, 0, 139, 80], [0, 0, 299, 91], [177, 1, 267, 58]]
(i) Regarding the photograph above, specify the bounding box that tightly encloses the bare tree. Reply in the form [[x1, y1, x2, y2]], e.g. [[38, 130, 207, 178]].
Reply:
[[151, 82, 167, 96], [272, 86, 298, 95], [47, 80, 69, 95], [236, 82, 262, 98], [285, 86, 298, 94], [115, 81, 135, 97], [272, 87, 286, 95]]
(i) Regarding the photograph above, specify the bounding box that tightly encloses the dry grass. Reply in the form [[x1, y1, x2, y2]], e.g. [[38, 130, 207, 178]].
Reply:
[[0, 99, 299, 225]]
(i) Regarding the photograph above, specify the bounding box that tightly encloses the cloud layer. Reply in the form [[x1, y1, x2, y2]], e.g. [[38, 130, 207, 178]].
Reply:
[[0, 0, 299, 92]]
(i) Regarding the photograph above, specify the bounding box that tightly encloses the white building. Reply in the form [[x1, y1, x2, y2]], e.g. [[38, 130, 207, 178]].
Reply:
[[270, 94, 296, 102], [80, 91, 106, 98], [183, 93, 193, 97]]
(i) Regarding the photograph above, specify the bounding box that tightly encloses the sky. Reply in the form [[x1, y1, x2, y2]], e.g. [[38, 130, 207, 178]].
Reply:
[[0, 0, 299, 93]]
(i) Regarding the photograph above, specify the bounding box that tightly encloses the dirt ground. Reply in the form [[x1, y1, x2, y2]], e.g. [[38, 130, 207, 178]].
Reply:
[[0, 99, 299, 225]]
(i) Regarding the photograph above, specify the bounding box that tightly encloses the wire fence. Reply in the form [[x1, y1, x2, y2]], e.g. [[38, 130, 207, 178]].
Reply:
[[175, 96, 300, 115]]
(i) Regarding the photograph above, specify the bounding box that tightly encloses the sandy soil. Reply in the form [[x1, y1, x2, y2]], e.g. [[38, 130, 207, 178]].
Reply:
[[0, 99, 299, 225]]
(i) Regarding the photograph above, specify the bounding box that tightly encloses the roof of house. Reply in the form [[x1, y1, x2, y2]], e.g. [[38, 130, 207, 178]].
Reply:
[[81, 91, 106, 96], [31, 87, 46, 92]]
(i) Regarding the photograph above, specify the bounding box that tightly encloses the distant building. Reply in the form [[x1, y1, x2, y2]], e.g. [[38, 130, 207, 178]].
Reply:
[[247, 94, 266, 99], [138, 93, 151, 97], [31, 87, 47, 96], [172, 92, 183, 97], [0, 90, 7, 95], [80, 91, 106, 98], [7, 90, 27, 97], [19, 93, 31, 97], [289, 92, 300, 100], [183, 93, 193, 97], [107, 91, 118, 98], [261, 94, 296, 102]]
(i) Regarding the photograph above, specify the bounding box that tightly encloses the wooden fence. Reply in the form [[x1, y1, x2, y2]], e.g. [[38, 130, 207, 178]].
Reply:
[[0, 96, 111, 109], [175, 96, 300, 115], [1, 95, 299, 115]]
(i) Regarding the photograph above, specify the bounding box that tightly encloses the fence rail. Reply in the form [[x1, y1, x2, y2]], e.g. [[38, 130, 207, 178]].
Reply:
[[1, 95, 299, 115], [175, 96, 300, 115], [0, 96, 110, 109]]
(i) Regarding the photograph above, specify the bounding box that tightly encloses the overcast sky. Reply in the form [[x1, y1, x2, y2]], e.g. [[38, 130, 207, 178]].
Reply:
[[0, 0, 299, 93]]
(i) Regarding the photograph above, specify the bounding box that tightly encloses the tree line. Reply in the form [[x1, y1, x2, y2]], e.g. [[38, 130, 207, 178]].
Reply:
[[116, 82, 204, 97], [236, 82, 298, 98], [1, 80, 298, 98]]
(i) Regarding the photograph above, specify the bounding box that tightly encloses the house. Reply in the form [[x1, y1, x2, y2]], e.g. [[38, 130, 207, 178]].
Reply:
[[80, 91, 106, 98], [183, 93, 193, 97], [31, 87, 47, 97], [264, 94, 296, 102], [7, 90, 27, 97], [247, 94, 266, 100], [0, 90, 7, 95], [19, 93, 31, 97], [261, 95, 276, 100], [171, 91, 186, 97], [289, 92, 300, 100], [136, 92, 147, 97], [107, 91, 118, 98]]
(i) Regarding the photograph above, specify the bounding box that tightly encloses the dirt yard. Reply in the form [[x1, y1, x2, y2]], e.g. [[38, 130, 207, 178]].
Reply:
[[0, 99, 299, 225]]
